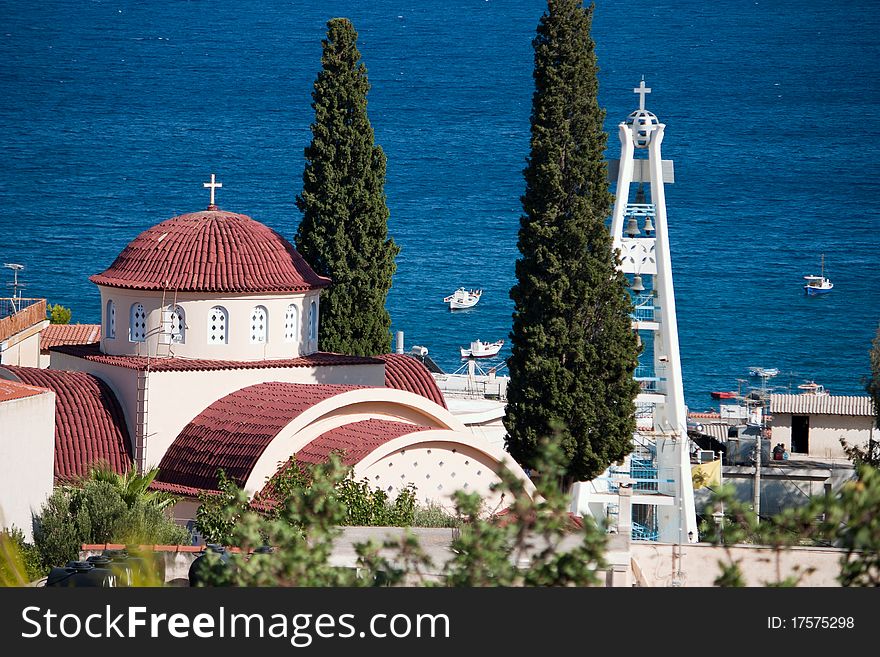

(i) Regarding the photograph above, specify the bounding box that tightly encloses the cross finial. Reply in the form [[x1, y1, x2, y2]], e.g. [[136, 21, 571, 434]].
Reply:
[[633, 77, 651, 111], [203, 173, 222, 209]]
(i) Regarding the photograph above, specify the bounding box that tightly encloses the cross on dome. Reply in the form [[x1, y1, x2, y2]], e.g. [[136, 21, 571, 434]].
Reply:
[[203, 173, 222, 209], [633, 77, 651, 110]]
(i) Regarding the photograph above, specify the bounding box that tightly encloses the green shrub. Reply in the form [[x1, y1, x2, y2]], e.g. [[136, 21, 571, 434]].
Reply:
[[47, 304, 72, 325], [0, 528, 46, 584], [33, 476, 187, 569]]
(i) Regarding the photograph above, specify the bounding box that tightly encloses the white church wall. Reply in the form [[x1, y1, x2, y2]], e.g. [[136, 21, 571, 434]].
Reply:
[[0, 389, 55, 542], [354, 432, 536, 511], [97, 286, 322, 361]]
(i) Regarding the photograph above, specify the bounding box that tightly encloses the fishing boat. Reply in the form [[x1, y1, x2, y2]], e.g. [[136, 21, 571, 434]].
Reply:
[[460, 339, 504, 359], [797, 381, 828, 396], [710, 391, 737, 400], [444, 287, 482, 310], [748, 366, 779, 378], [804, 254, 833, 296]]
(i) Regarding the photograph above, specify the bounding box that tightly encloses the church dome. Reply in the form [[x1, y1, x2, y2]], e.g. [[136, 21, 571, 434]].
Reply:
[[90, 210, 330, 294]]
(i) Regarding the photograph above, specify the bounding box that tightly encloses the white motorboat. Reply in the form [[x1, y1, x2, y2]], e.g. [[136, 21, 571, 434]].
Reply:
[[748, 366, 779, 378], [460, 339, 504, 359], [798, 381, 828, 396], [444, 287, 482, 310]]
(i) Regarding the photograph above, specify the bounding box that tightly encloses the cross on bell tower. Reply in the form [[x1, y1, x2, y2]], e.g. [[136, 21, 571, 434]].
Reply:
[[203, 173, 222, 210], [633, 77, 651, 110]]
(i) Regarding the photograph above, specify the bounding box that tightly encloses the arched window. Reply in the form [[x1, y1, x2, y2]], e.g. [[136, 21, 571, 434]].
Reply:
[[105, 299, 116, 339], [129, 303, 146, 342], [283, 304, 299, 343], [309, 300, 318, 343], [169, 305, 185, 344], [250, 305, 268, 344], [208, 306, 228, 344]]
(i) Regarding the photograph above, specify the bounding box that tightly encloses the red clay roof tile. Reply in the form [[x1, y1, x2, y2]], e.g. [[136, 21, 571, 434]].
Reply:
[[0, 378, 49, 402], [155, 382, 364, 491], [89, 210, 331, 293], [0, 366, 133, 481], [51, 343, 382, 372], [40, 324, 101, 351], [375, 353, 446, 408], [258, 419, 428, 502], [296, 418, 428, 466]]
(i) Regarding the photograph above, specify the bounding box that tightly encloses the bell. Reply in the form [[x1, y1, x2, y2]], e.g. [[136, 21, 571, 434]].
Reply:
[[626, 215, 640, 237], [643, 216, 655, 233], [632, 274, 645, 292]]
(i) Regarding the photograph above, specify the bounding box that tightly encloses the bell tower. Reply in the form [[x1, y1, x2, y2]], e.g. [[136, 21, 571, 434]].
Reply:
[[608, 79, 698, 544]]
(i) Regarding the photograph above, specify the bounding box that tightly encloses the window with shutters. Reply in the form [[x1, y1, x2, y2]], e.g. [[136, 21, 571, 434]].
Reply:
[[106, 300, 116, 339], [250, 305, 268, 344], [169, 305, 185, 344], [309, 300, 317, 343], [208, 306, 228, 344], [283, 304, 298, 343], [129, 303, 146, 342]]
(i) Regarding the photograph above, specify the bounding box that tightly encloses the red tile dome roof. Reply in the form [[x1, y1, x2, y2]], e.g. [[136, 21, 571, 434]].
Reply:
[[89, 210, 331, 294], [0, 366, 133, 481]]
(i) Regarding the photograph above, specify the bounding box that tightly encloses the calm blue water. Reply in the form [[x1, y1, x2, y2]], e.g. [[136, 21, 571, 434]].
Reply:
[[1, 0, 878, 410]]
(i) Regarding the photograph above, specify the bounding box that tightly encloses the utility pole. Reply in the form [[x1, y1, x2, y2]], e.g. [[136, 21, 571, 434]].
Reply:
[[753, 422, 761, 524]]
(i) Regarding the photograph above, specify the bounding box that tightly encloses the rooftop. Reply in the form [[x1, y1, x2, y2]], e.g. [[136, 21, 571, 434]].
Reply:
[[51, 343, 382, 372], [0, 366, 133, 480], [89, 209, 330, 294], [770, 394, 875, 417], [40, 323, 100, 351], [0, 378, 48, 403]]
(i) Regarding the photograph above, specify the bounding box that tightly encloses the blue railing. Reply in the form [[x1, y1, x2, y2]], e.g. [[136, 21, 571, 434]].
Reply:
[[630, 294, 656, 322]]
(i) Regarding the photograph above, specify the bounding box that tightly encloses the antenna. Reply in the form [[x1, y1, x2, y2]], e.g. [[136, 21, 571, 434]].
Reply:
[[3, 263, 25, 313]]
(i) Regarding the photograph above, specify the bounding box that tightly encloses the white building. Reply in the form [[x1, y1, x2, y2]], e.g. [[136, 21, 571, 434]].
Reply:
[[0, 379, 54, 541], [770, 394, 876, 459]]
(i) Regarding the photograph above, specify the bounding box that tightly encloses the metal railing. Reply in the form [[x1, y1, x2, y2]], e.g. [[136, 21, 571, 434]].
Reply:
[[0, 296, 43, 319], [0, 297, 47, 343]]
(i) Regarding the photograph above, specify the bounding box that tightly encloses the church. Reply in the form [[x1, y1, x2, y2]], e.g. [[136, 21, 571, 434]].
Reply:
[[0, 180, 533, 538]]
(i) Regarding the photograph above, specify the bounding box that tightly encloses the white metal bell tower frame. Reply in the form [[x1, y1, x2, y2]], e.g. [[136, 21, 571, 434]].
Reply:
[[609, 80, 697, 543]]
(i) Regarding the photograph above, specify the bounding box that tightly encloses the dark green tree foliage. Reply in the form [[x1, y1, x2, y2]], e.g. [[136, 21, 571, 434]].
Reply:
[[295, 18, 399, 356], [841, 322, 880, 468], [504, 1, 640, 482]]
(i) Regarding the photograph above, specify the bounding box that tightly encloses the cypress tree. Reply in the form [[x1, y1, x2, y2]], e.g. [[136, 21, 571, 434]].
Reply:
[[295, 18, 399, 356], [504, 1, 640, 483]]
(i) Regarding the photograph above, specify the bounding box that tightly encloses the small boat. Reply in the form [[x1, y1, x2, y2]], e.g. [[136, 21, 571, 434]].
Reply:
[[711, 391, 737, 399], [798, 381, 828, 396], [804, 254, 833, 296], [444, 287, 482, 310], [460, 339, 504, 358], [748, 367, 779, 378]]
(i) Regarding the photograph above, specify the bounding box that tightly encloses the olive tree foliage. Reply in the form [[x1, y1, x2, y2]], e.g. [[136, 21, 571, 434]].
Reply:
[[700, 465, 880, 587], [194, 443, 608, 587]]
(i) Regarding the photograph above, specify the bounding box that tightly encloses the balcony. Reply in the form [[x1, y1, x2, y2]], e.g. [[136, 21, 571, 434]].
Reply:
[[0, 298, 47, 343]]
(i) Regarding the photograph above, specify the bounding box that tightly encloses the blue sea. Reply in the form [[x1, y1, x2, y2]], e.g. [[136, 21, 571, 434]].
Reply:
[[1, 0, 878, 410]]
